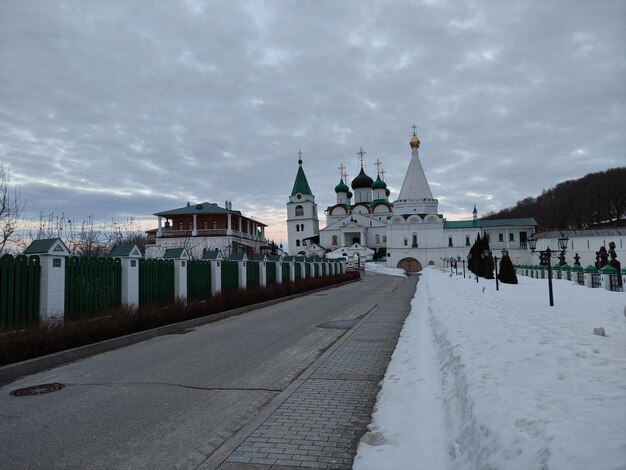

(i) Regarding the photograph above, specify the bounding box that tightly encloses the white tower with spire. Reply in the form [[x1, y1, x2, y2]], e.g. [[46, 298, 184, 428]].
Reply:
[[386, 126, 444, 270], [286, 150, 319, 255]]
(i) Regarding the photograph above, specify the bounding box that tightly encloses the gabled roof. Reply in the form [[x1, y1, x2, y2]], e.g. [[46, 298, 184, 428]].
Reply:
[[163, 248, 188, 259], [202, 250, 223, 260], [110, 244, 142, 257], [283, 255, 295, 261], [24, 238, 69, 255], [268, 254, 284, 262], [291, 165, 313, 196], [251, 253, 268, 261], [230, 252, 248, 261]]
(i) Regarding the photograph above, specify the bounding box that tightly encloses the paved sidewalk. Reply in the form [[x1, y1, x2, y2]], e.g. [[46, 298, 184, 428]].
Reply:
[[204, 274, 419, 469]]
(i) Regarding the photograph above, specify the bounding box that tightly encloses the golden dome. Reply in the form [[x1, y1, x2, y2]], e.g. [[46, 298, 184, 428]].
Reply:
[[410, 134, 420, 148]]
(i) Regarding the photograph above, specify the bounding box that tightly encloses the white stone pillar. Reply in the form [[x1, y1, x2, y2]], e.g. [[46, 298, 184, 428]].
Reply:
[[157, 216, 162, 236], [38, 253, 66, 322], [289, 261, 295, 282], [276, 261, 283, 284], [584, 271, 594, 288], [301, 262, 307, 279], [192, 214, 198, 236], [173, 258, 188, 300], [259, 261, 267, 287], [210, 260, 222, 295], [238, 261, 247, 289], [227, 213, 232, 235], [119, 257, 140, 307]]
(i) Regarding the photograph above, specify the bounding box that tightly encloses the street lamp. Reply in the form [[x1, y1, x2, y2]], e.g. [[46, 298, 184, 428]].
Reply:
[[527, 233, 569, 306]]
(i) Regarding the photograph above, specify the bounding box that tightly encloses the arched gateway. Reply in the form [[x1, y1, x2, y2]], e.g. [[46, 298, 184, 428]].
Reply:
[[397, 257, 422, 273]]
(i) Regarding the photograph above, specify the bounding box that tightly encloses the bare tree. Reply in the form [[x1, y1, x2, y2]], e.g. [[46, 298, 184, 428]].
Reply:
[[0, 166, 25, 254]]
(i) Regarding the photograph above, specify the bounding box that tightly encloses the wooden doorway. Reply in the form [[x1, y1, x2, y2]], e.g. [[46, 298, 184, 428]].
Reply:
[[397, 257, 422, 273]]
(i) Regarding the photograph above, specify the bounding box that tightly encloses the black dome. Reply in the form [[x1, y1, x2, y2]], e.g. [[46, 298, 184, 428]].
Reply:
[[351, 167, 374, 189]]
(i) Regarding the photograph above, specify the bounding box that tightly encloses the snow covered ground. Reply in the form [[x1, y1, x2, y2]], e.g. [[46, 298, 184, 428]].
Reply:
[[355, 267, 626, 470], [364, 262, 407, 277]]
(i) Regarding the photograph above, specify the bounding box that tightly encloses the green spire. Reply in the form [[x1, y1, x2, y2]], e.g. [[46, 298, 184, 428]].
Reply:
[[290, 150, 313, 196]]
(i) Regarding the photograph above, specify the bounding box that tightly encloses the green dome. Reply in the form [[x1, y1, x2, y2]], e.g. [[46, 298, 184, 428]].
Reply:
[[385, 188, 390, 196], [347, 190, 353, 199], [334, 178, 349, 193], [371, 175, 387, 190]]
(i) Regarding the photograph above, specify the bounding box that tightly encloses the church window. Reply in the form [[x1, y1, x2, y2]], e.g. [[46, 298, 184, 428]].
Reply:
[[376, 235, 380, 244], [404, 238, 408, 247], [448, 237, 453, 247], [203, 221, 208, 230], [295, 205, 304, 216], [301, 224, 304, 231], [498, 233, 504, 242], [383, 235, 387, 243], [509, 233, 514, 242], [465, 236, 470, 246], [296, 225, 299, 232], [179, 222, 184, 230], [412, 234, 418, 247], [332, 235, 338, 245], [296, 240, 300, 246]]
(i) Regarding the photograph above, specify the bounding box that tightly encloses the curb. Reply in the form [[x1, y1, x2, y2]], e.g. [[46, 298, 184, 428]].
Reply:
[[0, 277, 360, 386]]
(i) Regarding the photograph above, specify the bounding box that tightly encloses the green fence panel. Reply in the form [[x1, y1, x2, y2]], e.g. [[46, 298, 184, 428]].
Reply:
[[305, 263, 311, 278], [247, 261, 260, 288], [221, 261, 239, 292], [187, 260, 212, 299], [266, 263, 277, 284], [0, 254, 40, 330], [139, 258, 175, 305], [65, 257, 121, 320], [282, 263, 290, 281], [294, 264, 301, 280]]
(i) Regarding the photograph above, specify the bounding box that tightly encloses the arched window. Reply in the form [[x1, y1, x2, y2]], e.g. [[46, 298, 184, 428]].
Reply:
[[509, 233, 515, 242], [332, 235, 338, 245], [295, 205, 304, 216], [179, 222, 184, 230], [296, 225, 299, 232], [404, 238, 408, 246], [412, 233, 417, 247], [376, 234, 380, 244], [383, 235, 387, 243], [300, 224, 304, 231], [296, 240, 300, 246], [465, 236, 470, 246], [212, 221, 217, 229], [448, 237, 453, 247], [498, 233, 504, 242]]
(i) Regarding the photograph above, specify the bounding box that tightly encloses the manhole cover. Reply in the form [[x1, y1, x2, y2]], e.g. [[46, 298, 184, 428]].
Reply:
[[10, 383, 65, 397]]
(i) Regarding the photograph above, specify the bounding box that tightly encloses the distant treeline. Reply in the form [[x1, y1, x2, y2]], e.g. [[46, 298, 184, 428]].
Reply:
[[483, 167, 626, 229]]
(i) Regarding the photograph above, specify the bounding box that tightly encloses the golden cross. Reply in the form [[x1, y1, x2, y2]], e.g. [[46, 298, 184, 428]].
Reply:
[[411, 124, 418, 136], [357, 147, 366, 167]]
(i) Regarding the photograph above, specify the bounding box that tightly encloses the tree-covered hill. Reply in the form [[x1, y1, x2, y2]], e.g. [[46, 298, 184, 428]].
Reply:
[[482, 167, 626, 229]]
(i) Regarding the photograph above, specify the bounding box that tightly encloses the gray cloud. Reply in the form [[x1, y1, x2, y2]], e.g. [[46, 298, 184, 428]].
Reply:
[[1, 0, 624, 244]]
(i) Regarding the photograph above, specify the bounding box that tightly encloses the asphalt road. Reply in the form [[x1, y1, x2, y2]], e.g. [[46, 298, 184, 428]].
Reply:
[[0, 272, 404, 470]]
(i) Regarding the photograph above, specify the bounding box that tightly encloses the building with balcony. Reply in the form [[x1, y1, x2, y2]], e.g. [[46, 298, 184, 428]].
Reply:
[[145, 201, 267, 259]]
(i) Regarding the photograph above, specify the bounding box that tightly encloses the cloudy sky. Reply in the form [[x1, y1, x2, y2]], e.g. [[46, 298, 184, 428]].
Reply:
[[1, 0, 624, 245]]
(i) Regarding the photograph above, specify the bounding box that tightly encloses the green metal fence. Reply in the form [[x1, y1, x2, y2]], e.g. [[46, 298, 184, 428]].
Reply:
[[247, 261, 260, 288], [221, 261, 239, 292], [305, 263, 311, 278], [139, 258, 174, 305], [0, 254, 40, 330], [266, 262, 277, 284], [282, 263, 290, 282], [187, 260, 212, 299], [65, 257, 122, 320], [294, 263, 301, 280]]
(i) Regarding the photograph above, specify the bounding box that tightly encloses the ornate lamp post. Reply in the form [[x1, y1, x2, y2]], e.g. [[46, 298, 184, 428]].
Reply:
[[527, 233, 569, 306]]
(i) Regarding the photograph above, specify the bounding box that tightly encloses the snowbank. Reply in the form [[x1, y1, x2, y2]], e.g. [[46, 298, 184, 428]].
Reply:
[[364, 262, 407, 277], [355, 267, 626, 470]]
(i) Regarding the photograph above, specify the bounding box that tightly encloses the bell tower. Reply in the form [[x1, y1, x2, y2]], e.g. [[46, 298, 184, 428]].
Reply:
[[286, 150, 319, 255]]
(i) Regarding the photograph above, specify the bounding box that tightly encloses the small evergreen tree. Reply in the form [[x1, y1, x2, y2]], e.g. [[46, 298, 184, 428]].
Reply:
[[468, 233, 482, 275], [482, 234, 494, 279], [498, 255, 518, 284]]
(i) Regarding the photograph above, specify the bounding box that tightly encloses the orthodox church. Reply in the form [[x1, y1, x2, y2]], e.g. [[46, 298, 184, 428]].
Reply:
[[287, 128, 537, 272]]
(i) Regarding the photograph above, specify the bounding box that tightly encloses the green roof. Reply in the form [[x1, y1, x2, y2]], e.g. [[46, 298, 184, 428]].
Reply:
[[230, 252, 247, 261], [600, 264, 617, 274], [202, 250, 222, 260], [283, 255, 295, 261], [444, 220, 480, 229], [156, 202, 233, 216], [110, 244, 142, 257], [24, 238, 68, 255], [251, 253, 267, 261], [334, 178, 349, 193], [371, 175, 387, 190], [291, 165, 313, 196], [478, 218, 537, 227], [163, 248, 187, 259], [268, 254, 283, 262]]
